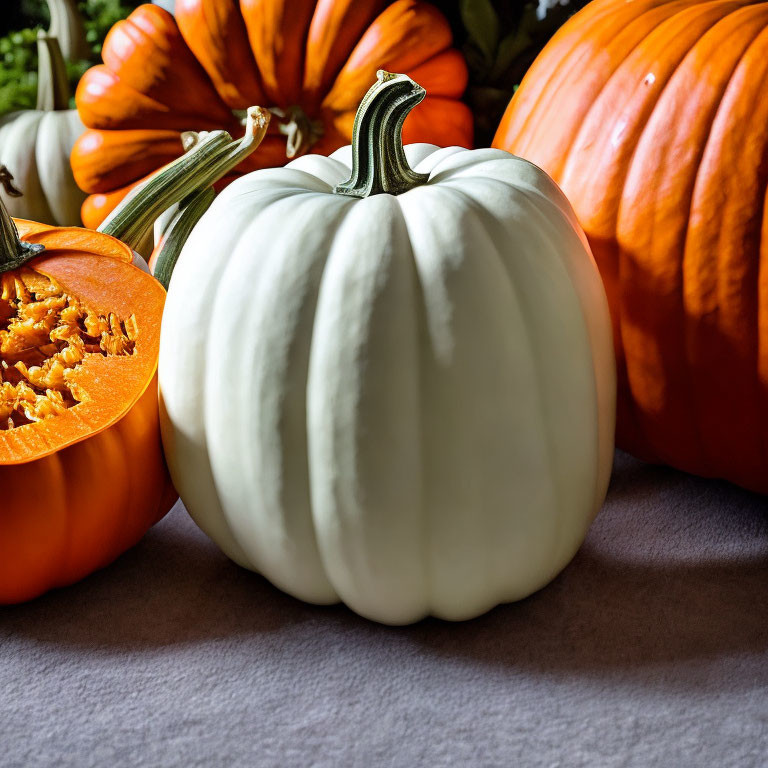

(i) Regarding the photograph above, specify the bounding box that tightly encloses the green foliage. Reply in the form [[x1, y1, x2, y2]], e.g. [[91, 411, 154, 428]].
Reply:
[[0, 0, 142, 115], [0, 28, 40, 114], [460, 0, 499, 64], [437, 0, 590, 146]]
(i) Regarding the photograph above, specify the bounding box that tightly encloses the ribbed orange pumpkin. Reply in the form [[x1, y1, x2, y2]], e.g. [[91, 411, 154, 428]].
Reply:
[[494, 0, 768, 493], [0, 172, 174, 603], [72, 0, 473, 228]]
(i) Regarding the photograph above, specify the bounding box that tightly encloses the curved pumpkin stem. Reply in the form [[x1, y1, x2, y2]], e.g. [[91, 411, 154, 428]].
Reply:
[[99, 106, 271, 254], [335, 71, 429, 199], [45, 0, 88, 62], [36, 33, 70, 113], [150, 187, 216, 290], [0, 167, 45, 274]]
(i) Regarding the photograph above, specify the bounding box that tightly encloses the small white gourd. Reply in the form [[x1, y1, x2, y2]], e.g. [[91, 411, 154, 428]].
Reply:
[[0, 33, 85, 225]]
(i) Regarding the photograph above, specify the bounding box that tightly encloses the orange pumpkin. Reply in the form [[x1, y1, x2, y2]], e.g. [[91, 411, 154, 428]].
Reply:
[[493, 0, 768, 493], [0, 170, 174, 603], [72, 0, 473, 228]]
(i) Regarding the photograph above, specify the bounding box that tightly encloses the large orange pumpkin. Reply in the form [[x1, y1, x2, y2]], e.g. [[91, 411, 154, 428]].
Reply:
[[493, 0, 768, 493], [0, 170, 174, 603], [72, 0, 473, 228]]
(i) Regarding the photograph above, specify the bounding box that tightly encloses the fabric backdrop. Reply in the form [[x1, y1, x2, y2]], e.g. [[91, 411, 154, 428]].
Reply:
[[2, 451, 767, 767]]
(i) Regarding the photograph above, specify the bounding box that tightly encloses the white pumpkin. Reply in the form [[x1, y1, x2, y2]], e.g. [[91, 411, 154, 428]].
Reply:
[[0, 34, 85, 226], [158, 72, 615, 624]]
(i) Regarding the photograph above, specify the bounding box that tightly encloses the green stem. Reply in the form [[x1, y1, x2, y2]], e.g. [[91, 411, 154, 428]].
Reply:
[[36, 33, 70, 112], [151, 187, 216, 289], [334, 71, 429, 199], [99, 106, 270, 253], [0, 167, 44, 274]]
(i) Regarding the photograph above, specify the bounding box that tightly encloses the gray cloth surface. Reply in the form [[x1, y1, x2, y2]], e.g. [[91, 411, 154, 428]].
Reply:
[[2, 451, 767, 768]]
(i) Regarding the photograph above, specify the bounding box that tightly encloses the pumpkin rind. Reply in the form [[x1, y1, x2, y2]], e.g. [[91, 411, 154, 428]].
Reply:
[[493, 0, 768, 493], [72, 1, 473, 227], [0, 377, 170, 604], [158, 143, 615, 624]]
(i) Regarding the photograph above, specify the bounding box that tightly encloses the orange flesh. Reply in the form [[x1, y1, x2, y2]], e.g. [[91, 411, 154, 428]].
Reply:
[[0, 249, 164, 465], [0, 268, 137, 430]]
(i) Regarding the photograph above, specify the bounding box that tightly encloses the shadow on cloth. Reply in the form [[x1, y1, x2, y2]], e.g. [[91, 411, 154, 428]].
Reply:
[[3, 453, 767, 672], [0, 501, 315, 648], [407, 451, 768, 675]]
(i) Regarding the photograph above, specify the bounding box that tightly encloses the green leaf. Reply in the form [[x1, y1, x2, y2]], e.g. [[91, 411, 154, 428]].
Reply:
[[492, 30, 532, 79], [460, 0, 500, 64]]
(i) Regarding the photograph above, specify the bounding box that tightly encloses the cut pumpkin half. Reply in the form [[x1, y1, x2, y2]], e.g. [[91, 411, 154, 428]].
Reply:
[[0, 166, 174, 603]]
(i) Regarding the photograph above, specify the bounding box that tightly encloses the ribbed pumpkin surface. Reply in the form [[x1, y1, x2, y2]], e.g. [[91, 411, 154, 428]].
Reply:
[[494, 0, 768, 492], [72, 1, 473, 228]]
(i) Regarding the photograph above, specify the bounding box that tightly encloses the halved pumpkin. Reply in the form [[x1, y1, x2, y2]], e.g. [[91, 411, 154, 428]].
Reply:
[[0, 179, 173, 603]]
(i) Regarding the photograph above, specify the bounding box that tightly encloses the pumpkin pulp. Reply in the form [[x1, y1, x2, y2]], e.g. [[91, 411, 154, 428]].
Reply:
[[0, 233, 164, 465], [0, 267, 136, 430]]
